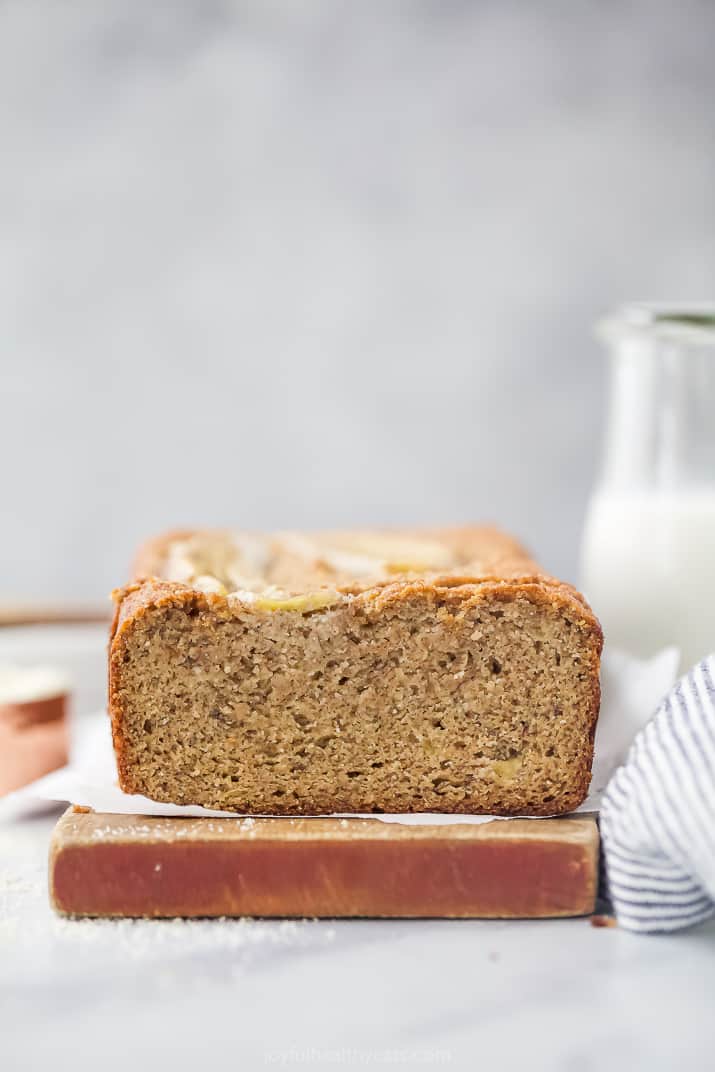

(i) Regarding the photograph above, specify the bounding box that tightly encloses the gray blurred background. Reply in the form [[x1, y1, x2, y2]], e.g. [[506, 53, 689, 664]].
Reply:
[[2, 0, 714, 603]]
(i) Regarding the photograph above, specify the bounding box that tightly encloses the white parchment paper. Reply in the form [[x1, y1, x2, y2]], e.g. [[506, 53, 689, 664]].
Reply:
[[0, 645, 680, 824]]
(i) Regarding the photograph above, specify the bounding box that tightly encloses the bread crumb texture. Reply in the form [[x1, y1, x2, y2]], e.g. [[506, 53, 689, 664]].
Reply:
[[109, 527, 602, 815]]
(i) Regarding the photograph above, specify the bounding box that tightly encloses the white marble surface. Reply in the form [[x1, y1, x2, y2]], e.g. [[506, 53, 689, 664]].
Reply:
[[1, 810, 714, 1072], [2, 628, 715, 1068]]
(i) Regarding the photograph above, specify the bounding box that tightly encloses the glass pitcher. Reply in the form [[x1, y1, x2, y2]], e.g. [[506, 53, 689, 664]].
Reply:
[[580, 304, 715, 670]]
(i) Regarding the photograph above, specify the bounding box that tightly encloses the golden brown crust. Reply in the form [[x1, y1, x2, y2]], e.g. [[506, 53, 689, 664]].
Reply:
[[132, 525, 539, 584], [130, 528, 199, 579], [128, 525, 598, 616]]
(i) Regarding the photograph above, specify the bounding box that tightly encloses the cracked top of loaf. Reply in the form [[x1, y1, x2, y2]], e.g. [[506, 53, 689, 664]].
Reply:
[[129, 526, 589, 614]]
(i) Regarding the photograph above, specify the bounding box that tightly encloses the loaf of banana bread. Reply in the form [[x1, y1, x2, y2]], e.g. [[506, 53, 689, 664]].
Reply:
[[109, 527, 602, 815]]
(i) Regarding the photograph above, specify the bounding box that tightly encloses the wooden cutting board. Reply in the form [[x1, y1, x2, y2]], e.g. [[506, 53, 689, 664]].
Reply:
[[49, 807, 599, 919]]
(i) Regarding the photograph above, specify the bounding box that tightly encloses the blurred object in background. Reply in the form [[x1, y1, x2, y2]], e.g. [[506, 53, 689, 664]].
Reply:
[[0, 604, 110, 626], [0, 624, 108, 749], [0, 664, 70, 793], [581, 305, 715, 671], [3, 1, 715, 604]]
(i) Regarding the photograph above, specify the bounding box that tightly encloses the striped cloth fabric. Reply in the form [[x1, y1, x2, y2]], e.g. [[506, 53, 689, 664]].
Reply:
[[600, 656, 715, 933]]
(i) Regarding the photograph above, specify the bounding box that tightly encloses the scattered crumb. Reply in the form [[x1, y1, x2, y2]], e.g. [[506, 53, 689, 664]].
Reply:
[[0, 872, 38, 895], [590, 914, 617, 928]]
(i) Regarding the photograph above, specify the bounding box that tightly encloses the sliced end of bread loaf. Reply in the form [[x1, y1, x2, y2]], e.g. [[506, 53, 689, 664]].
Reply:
[[109, 540, 602, 816]]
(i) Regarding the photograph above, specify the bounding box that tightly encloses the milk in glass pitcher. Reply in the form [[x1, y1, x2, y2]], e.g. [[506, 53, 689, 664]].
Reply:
[[581, 304, 715, 670]]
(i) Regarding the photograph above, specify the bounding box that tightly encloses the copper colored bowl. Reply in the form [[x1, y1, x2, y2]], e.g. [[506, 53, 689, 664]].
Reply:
[[0, 692, 70, 795]]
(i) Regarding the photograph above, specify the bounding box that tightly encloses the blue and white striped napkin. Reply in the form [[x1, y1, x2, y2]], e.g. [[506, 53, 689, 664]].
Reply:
[[601, 656, 715, 934]]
